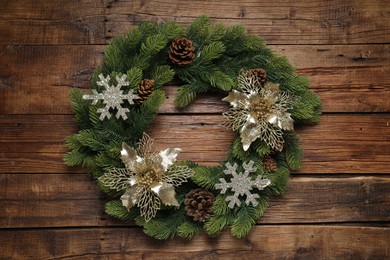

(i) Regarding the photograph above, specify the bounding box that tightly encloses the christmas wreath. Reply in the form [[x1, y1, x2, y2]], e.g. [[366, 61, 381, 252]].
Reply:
[[64, 16, 321, 239]]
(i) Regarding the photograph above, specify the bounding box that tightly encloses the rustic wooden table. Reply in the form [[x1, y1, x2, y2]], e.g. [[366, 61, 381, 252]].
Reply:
[[1, 1, 389, 259]]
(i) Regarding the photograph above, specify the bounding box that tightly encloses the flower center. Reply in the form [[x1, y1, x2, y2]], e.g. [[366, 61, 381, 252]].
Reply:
[[250, 95, 275, 121], [136, 162, 164, 188]]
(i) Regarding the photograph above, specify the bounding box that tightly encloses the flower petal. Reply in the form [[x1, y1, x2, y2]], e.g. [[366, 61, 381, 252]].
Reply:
[[240, 123, 259, 151], [120, 185, 141, 210], [154, 183, 179, 206], [222, 90, 248, 109], [138, 189, 160, 222], [121, 142, 142, 171], [159, 148, 181, 171]]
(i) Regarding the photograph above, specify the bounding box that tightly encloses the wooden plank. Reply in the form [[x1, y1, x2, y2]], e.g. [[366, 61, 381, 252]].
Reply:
[[1, 0, 389, 45], [0, 174, 389, 228], [0, 114, 389, 174], [0, 226, 389, 259], [0, 45, 103, 115], [0, 0, 106, 45], [0, 44, 389, 114]]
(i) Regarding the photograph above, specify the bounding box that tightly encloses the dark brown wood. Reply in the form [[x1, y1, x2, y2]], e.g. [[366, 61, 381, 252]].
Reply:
[[1, 0, 389, 45], [0, 114, 389, 173], [1, 226, 389, 259], [0, 174, 389, 228], [1, 0, 389, 258], [0, 44, 389, 114]]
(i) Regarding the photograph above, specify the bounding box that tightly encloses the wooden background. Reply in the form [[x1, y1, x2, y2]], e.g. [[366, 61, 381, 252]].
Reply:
[[1, 0, 389, 259]]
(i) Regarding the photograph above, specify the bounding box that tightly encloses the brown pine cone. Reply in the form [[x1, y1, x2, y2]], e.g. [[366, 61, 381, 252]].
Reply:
[[262, 155, 277, 172], [168, 37, 196, 65], [245, 68, 267, 87], [135, 79, 155, 106], [184, 189, 214, 222]]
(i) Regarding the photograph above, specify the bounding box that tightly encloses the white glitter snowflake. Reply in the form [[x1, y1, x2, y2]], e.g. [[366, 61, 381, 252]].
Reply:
[[83, 73, 139, 120], [215, 161, 271, 208]]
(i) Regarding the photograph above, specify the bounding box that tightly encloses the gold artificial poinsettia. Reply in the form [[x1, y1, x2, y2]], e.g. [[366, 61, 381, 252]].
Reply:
[[99, 133, 193, 221], [222, 69, 295, 151]]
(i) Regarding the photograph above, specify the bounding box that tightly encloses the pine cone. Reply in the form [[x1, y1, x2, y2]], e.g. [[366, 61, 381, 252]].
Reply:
[[262, 156, 277, 172], [185, 189, 214, 222], [135, 79, 155, 106], [168, 37, 196, 65], [245, 68, 267, 87]]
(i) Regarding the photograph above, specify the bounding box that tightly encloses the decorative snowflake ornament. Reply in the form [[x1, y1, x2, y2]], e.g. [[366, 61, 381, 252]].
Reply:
[[83, 73, 139, 120], [215, 161, 271, 209]]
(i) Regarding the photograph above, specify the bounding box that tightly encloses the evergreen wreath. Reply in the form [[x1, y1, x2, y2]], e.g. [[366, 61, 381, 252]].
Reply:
[[64, 16, 321, 240]]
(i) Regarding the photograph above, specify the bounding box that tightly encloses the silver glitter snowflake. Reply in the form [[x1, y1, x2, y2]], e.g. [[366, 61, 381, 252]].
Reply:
[[215, 161, 271, 209], [83, 73, 139, 120]]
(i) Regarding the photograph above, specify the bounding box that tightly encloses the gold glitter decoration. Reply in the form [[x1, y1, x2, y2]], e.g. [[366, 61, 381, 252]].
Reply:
[[99, 133, 193, 221], [222, 69, 295, 151]]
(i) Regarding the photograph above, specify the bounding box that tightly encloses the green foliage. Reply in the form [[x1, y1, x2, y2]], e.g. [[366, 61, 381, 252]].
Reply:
[[266, 166, 290, 196], [174, 84, 196, 107], [205, 214, 231, 237], [158, 21, 185, 40], [229, 137, 251, 161], [151, 65, 175, 87], [141, 210, 187, 240], [213, 194, 229, 216], [63, 149, 84, 166], [177, 221, 203, 239], [197, 41, 226, 63], [284, 132, 304, 170], [192, 166, 223, 189], [69, 88, 92, 129], [231, 205, 257, 238], [64, 16, 321, 240], [140, 34, 168, 56], [105, 200, 135, 221], [126, 67, 143, 89], [207, 70, 234, 91]]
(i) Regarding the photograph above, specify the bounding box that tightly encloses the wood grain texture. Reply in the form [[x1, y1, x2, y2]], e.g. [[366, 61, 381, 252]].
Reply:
[[0, 114, 389, 173], [1, 0, 390, 258], [1, 0, 389, 44], [0, 174, 389, 228], [0, 44, 389, 114], [0, 226, 389, 259]]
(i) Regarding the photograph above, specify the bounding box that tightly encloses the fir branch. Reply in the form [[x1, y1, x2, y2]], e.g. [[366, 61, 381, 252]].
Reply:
[[204, 214, 230, 237], [230, 136, 251, 161], [74, 129, 106, 152], [174, 84, 197, 108], [69, 88, 92, 129], [266, 166, 290, 196], [186, 15, 211, 40], [126, 67, 143, 89], [231, 204, 257, 238], [192, 166, 223, 189], [212, 194, 229, 216], [105, 200, 135, 221], [284, 132, 303, 170], [177, 221, 203, 239], [158, 21, 185, 40], [196, 41, 226, 64], [207, 70, 234, 91], [63, 149, 85, 166], [151, 65, 175, 87], [141, 34, 168, 56], [142, 210, 187, 240], [124, 27, 143, 50]]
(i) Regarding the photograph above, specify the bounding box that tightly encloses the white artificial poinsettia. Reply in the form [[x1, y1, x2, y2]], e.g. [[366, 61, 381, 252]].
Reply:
[[222, 70, 295, 151], [99, 133, 192, 221]]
